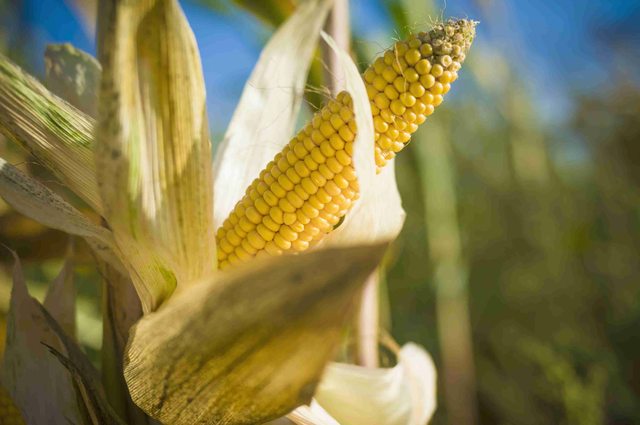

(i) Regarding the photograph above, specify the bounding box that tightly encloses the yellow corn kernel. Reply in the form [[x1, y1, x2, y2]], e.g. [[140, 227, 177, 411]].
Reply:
[[217, 19, 475, 269], [217, 92, 360, 268]]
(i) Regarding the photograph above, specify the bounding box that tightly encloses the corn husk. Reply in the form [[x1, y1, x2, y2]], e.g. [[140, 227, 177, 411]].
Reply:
[[96, 0, 215, 305], [319, 31, 405, 248], [313, 343, 437, 425], [0, 157, 176, 313], [288, 401, 340, 425], [0, 157, 118, 268], [124, 242, 387, 425], [40, 297, 127, 424], [124, 2, 408, 423]]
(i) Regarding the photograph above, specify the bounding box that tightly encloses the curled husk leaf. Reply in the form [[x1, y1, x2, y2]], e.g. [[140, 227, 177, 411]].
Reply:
[[0, 156, 176, 315], [313, 343, 437, 425], [288, 401, 340, 425]]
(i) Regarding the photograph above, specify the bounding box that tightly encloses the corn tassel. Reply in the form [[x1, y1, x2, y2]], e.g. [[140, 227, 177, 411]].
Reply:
[[217, 19, 475, 269], [0, 386, 25, 425]]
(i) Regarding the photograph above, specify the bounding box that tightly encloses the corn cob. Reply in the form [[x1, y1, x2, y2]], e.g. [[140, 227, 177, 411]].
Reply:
[[0, 386, 25, 425], [217, 19, 476, 269]]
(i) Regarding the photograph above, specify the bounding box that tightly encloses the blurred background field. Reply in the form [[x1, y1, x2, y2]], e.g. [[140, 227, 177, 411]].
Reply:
[[1, 0, 640, 424]]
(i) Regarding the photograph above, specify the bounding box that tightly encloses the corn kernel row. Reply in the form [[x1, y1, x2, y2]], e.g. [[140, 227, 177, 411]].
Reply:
[[216, 92, 361, 270], [365, 20, 474, 169], [216, 19, 476, 269]]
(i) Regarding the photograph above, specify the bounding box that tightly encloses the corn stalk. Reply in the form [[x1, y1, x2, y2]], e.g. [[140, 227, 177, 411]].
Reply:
[[415, 119, 479, 425]]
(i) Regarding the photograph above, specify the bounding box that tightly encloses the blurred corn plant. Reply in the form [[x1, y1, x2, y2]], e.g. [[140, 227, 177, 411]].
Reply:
[[0, 0, 477, 424]]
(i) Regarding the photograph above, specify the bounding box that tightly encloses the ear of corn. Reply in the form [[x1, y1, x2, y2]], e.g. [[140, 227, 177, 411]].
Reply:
[[217, 19, 476, 269], [216, 91, 360, 270], [367, 19, 475, 168]]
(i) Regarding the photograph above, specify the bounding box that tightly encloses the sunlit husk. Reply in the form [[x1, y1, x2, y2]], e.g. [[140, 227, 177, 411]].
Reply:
[[124, 243, 387, 425], [288, 401, 340, 425], [0, 51, 177, 312], [314, 343, 437, 425], [96, 0, 215, 308]]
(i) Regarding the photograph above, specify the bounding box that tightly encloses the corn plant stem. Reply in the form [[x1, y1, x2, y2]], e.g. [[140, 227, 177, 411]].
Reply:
[[357, 272, 380, 367], [415, 120, 478, 425]]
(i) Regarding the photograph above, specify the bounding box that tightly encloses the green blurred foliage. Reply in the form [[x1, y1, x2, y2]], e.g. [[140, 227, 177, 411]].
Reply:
[[376, 1, 640, 425]]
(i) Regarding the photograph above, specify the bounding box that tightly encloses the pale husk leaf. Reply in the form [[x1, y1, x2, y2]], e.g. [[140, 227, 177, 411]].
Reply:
[[0, 55, 100, 211], [96, 0, 215, 301], [288, 401, 340, 425], [314, 343, 437, 425], [0, 157, 170, 312], [124, 242, 387, 425], [1, 253, 85, 424], [212, 0, 333, 229], [0, 157, 117, 264], [319, 33, 405, 247]]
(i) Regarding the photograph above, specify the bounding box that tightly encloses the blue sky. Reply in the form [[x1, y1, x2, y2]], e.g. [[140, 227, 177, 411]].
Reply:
[[3, 0, 639, 131]]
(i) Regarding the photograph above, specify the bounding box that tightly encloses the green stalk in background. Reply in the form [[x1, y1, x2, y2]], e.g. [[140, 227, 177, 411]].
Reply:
[[415, 119, 478, 425]]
